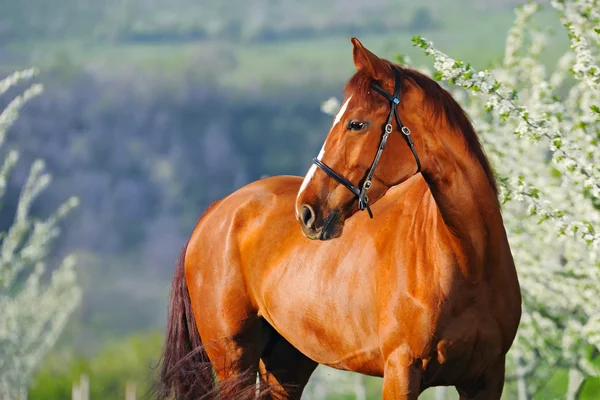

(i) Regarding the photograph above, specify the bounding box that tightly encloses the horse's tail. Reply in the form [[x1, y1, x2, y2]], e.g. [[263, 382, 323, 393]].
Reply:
[[155, 243, 271, 400], [155, 243, 216, 399]]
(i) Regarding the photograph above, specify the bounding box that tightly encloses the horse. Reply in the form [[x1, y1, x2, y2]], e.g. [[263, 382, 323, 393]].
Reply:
[[156, 37, 522, 399]]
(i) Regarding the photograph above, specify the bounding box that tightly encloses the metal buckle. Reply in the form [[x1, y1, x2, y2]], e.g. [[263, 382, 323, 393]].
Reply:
[[385, 124, 393, 134], [363, 180, 372, 191], [401, 126, 411, 136]]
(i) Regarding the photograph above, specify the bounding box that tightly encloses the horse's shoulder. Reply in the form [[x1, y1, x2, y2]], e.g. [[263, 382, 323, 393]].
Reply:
[[192, 175, 300, 236]]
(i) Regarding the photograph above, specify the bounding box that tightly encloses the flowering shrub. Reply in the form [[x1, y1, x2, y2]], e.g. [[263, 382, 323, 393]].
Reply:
[[410, 1, 599, 397], [0, 69, 81, 399], [319, 1, 599, 397]]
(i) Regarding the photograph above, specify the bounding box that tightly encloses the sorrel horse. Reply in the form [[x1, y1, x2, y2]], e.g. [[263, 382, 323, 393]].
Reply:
[[157, 38, 522, 399]]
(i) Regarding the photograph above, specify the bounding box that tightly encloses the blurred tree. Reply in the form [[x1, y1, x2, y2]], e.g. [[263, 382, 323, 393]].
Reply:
[[0, 69, 80, 399]]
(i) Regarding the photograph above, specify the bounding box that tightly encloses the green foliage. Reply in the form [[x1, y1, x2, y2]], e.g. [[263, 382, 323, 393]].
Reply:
[[28, 332, 163, 400], [531, 364, 600, 399], [412, 35, 429, 49]]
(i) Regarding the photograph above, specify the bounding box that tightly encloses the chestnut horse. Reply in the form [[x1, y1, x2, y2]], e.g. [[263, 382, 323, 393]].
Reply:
[[157, 38, 521, 399]]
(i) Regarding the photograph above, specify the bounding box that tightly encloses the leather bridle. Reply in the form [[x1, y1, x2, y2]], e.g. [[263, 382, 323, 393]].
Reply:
[[312, 67, 421, 218]]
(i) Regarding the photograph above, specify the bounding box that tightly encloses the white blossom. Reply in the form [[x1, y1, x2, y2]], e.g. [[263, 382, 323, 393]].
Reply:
[[320, 97, 341, 116], [410, 0, 600, 396], [318, 1, 599, 396]]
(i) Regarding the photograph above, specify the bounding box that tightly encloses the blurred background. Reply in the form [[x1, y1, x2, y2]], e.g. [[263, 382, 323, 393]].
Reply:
[[0, 0, 583, 398]]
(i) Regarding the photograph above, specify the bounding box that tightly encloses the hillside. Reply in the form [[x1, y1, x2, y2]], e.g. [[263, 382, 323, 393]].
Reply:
[[2, 1, 566, 95], [1, 0, 527, 42]]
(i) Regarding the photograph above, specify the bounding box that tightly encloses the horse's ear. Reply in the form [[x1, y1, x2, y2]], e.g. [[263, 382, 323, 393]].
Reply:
[[350, 37, 388, 81]]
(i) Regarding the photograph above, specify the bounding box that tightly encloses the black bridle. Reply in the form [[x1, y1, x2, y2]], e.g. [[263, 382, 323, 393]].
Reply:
[[312, 68, 421, 218]]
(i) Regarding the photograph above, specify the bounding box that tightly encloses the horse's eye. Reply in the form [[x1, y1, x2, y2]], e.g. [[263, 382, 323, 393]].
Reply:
[[348, 121, 365, 131]]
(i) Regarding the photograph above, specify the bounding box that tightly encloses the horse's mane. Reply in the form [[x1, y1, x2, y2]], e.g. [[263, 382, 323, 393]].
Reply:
[[344, 60, 498, 197]]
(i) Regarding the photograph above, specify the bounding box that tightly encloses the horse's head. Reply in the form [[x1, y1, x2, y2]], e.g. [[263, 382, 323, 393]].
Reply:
[[295, 38, 424, 240]]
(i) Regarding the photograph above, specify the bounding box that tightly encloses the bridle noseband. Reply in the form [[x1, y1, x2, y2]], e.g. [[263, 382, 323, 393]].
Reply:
[[312, 68, 421, 219]]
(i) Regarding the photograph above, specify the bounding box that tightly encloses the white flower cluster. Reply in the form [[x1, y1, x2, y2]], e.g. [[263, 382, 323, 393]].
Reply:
[[0, 70, 81, 399], [320, 97, 341, 116], [552, 0, 600, 90], [411, 0, 599, 396]]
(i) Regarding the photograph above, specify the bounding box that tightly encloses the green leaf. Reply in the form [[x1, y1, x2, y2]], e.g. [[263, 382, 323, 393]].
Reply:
[[411, 36, 426, 48], [584, 221, 595, 234], [529, 188, 540, 199], [553, 138, 562, 149], [550, 168, 562, 178], [582, 9, 590, 19], [554, 210, 564, 218], [538, 214, 550, 224]]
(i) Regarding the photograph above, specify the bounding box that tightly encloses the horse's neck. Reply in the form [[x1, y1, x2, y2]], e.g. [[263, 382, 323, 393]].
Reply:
[[421, 140, 503, 269]]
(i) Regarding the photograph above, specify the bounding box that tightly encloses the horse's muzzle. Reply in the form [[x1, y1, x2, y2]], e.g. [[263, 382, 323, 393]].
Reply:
[[297, 204, 343, 241]]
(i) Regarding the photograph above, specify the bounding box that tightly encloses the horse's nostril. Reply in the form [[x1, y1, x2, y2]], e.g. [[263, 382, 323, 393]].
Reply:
[[301, 204, 316, 229]]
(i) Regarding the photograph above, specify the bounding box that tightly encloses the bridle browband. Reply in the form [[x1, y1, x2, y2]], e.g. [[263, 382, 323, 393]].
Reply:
[[312, 67, 421, 219]]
